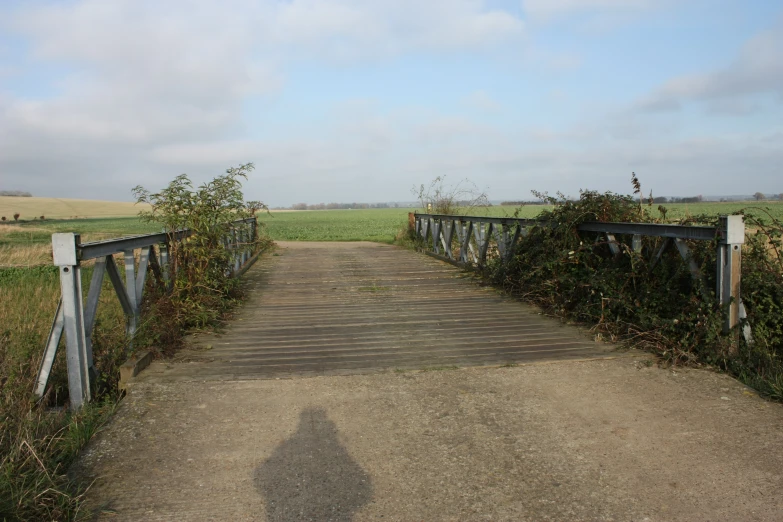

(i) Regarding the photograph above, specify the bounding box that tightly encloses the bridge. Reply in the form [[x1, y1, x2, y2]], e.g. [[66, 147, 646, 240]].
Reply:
[[139, 241, 611, 383], [42, 216, 783, 520]]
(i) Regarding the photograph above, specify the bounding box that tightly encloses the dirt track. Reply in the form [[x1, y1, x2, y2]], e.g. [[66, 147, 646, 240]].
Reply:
[[74, 357, 783, 521]]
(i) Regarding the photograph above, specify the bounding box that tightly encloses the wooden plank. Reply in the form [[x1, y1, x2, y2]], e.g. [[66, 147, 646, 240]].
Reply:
[[142, 242, 616, 383]]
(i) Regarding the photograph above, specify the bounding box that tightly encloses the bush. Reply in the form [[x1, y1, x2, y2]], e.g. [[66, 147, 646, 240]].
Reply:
[[412, 176, 489, 215], [488, 185, 782, 400], [133, 162, 268, 330]]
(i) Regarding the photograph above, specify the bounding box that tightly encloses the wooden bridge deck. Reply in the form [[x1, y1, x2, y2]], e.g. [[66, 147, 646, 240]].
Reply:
[[139, 242, 616, 383]]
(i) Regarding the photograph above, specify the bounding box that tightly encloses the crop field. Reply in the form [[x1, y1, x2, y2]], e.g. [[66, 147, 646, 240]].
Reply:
[[3, 201, 782, 264], [262, 202, 783, 243], [0, 196, 150, 220], [0, 218, 160, 267], [263, 206, 550, 243]]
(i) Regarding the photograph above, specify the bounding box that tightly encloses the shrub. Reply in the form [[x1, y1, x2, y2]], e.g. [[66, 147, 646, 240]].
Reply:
[[133, 163, 267, 329], [412, 176, 489, 215], [488, 182, 782, 399], [13, 213, 20, 221]]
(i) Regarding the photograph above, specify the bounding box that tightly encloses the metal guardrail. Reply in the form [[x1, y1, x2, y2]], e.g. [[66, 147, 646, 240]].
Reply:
[[35, 217, 258, 409], [413, 213, 749, 345]]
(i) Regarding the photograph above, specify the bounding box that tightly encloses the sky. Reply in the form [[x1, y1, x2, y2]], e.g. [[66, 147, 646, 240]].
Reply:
[[0, 0, 781, 206]]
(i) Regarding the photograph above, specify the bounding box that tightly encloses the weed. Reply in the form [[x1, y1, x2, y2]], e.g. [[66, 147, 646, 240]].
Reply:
[[412, 176, 489, 215], [357, 285, 390, 293]]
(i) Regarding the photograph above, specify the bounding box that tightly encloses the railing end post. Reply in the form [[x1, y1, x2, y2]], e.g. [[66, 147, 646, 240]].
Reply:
[[717, 215, 745, 349], [52, 233, 80, 266]]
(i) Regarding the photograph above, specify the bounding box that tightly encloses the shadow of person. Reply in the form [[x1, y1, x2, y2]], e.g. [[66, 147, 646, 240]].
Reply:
[[255, 407, 373, 521]]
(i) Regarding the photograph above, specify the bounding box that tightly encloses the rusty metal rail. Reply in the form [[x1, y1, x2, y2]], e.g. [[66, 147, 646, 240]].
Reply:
[[413, 213, 748, 343], [35, 217, 258, 409]]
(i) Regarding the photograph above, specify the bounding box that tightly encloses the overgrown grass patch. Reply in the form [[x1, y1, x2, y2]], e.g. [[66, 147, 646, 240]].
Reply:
[[0, 265, 127, 521]]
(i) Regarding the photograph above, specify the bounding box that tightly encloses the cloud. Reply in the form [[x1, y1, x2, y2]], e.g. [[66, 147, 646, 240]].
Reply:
[[637, 18, 783, 112], [268, 0, 524, 60], [0, 0, 525, 201], [522, 0, 655, 21], [0, 0, 779, 206], [463, 90, 501, 112]]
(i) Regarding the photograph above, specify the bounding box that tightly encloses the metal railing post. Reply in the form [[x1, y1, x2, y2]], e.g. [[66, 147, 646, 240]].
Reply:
[[123, 250, 139, 344], [717, 215, 744, 341], [233, 228, 241, 273], [52, 233, 91, 409]]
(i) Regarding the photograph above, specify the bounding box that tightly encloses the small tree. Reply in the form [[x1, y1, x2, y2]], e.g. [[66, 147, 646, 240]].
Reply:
[[13, 213, 20, 221], [133, 163, 263, 327], [754, 192, 766, 201], [412, 176, 489, 215]]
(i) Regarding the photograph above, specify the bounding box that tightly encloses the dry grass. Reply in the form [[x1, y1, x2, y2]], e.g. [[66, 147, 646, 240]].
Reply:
[[0, 196, 151, 220], [0, 244, 52, 267], [0, 224, 135, 267], [1, 264, 128, 520]]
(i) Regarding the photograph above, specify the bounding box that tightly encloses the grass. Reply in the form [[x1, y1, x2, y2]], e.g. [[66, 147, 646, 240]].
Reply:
[[262, 203, 783, 244], [262, 207, 547, 243], [0, 218, 159, 267], [357, 285, 391, 292], [0, 263, 130, 521]]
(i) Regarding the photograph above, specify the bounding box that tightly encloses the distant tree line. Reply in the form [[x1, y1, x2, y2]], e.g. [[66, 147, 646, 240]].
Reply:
[[751, 192, 783, 201], [649, 196, 703, 204], [0, 190, 32, 197], [288, 202, 400, 210], [500, 200, 552, 206]]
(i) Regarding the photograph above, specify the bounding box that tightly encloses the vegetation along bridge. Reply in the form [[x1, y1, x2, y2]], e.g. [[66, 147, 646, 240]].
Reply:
[[37, 213, 783, 521], [37, 212, 747, 402]]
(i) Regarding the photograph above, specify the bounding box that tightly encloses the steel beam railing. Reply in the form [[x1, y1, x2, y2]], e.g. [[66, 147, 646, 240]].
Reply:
[[413, 213, 748, 346], [35, 217, 258, 409]]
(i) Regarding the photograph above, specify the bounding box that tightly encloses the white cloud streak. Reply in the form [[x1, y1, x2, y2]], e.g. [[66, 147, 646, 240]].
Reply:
[[637, 18, 783, 111]]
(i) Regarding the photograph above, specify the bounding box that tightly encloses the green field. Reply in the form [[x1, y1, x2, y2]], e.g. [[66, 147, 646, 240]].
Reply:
[[264, 202, 783, 242], [4, 201, 783, 251]]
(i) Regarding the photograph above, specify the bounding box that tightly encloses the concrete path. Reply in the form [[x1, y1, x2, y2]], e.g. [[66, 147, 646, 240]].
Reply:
[[72, 243, 783, 521], [76, 359, 783, 521]]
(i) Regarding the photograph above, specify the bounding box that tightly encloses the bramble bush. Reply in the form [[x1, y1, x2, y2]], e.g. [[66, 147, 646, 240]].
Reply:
[[487, 178, 782, 400]]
